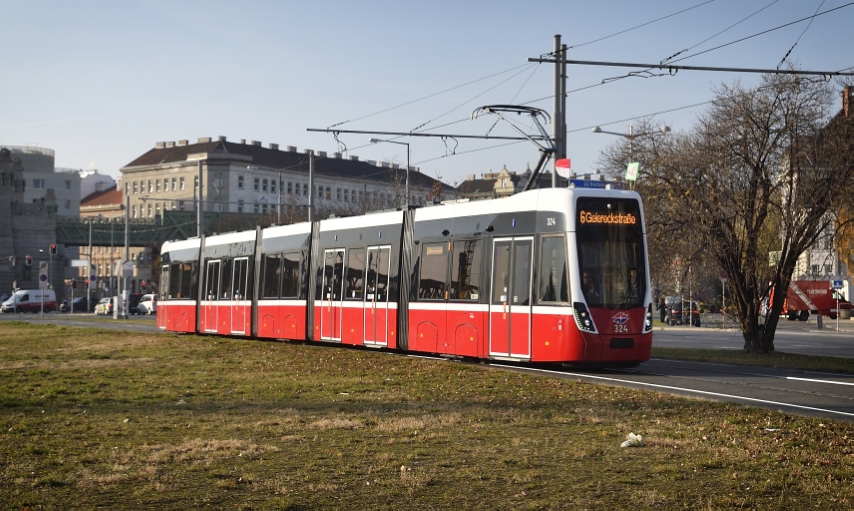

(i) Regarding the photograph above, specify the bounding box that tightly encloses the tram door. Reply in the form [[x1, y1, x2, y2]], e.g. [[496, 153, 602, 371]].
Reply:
[[320, 249, 345, 341], [204, 260, 221, 333], [489, 237, 533, 359], [231, 257, 250, 334], [364, 246, 391, 346]]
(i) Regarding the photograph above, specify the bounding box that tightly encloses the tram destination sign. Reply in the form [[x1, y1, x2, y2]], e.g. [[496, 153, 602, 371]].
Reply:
[[569, 179, 624, 189]]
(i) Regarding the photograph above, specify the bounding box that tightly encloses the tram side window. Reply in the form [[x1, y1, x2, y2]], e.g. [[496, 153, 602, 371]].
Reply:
[[281, 252, 301, 298], [539, 235, 569, 303], [261, 254, 282, 298], [160, 265, 169, 301], [232, 258, 251, 301], [169, 262, 196, 300], [419, 242, 448, 300], [221, 259, 234, 299], [346, 248, 365, 300], [450, 240, 481, 301]]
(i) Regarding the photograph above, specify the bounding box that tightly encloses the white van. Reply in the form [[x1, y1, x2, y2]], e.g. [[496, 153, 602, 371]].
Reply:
[[0, 289, 58, 313]]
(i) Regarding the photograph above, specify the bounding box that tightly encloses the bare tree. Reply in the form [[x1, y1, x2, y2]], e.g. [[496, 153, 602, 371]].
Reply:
[[600, 75, 854, 352]]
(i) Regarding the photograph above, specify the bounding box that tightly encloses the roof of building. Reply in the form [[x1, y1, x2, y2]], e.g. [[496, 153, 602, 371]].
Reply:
[[122, 138, 454, 192], [81, 187, 123, 207], [455, 178, 497, 195]]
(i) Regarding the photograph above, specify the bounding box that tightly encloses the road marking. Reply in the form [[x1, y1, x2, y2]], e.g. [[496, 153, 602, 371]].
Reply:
[[493, 364, 854, 418], [787, 376, 854, 386]]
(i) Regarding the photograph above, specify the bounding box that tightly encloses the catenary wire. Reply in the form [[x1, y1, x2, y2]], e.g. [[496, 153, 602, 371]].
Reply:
[[776, 0, 826, 69]]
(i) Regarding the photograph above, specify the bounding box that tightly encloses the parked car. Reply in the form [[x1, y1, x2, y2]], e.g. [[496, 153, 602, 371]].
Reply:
[[71, 296, 93, 313], [137, 294, 157, 315], [665, 299, 701, 326], [94, 297, 113, 315]]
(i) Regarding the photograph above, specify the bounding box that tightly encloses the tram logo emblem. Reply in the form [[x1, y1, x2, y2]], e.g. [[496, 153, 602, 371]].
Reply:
[[612, 312, 630, 324]]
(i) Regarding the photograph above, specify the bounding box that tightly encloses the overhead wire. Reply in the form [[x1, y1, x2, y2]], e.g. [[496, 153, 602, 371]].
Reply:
[[776, 0, 825, 69], [660, 0, 781, 64]]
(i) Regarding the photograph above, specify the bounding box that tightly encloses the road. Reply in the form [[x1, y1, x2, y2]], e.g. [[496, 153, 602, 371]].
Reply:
[[3, 311, 853, 422]]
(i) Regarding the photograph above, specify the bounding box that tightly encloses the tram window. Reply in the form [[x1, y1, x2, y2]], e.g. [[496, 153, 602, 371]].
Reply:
[[281, 252, 300, 298], [169, 262, 196, 300], [419, 242, 448, 300], [232, 258, 250, 301], [450, 240, 481, 301], [321, 250, 345, 300], [261, 254, 282, 298], [160, 265, 170, 301], [346, 248, 365, 300], [220, 259, 233, 299], [539, 235, 569, 303]]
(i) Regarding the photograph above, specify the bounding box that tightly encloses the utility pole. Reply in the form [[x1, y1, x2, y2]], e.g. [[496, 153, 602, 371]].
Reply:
[[123, 196, 130, 319], [277, 171, 282, 224], [552, 35, 567, 187], [197, 160, 204, 237], [308, 154, 314, 223], [88, 219, 93, 306]]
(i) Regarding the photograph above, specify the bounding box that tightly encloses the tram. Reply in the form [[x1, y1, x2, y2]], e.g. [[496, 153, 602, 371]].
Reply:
[[158, 185, 652, 365]]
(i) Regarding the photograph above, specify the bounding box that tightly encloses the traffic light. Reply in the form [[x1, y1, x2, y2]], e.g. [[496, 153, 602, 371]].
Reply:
[[26, 255, 32, 266], [141, 280, 147, 290], [72, 279, 77, 289], [50, 244, 57, 255]]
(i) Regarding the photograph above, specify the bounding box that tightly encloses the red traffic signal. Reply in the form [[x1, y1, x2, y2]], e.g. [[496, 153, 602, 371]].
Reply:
[[141, 280, 147, 289], [50, 244, 57, 255], [26, 255, 32, 266]]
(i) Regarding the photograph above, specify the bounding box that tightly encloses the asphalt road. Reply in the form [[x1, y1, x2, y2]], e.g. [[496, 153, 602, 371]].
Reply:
[[3, 311, 853, 422]]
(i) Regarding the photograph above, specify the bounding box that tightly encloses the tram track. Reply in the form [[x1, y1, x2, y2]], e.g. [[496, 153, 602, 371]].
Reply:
[[485, 360, 854, 421]]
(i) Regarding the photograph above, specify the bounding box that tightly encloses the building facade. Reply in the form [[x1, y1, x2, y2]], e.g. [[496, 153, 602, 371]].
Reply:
[[116, 136, 454, 293]]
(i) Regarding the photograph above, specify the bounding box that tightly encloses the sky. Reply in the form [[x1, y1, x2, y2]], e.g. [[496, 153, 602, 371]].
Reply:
[[2, 0, 852, 187]]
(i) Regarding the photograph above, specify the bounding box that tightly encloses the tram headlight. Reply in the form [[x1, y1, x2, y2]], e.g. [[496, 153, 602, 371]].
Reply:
[[573, 302, 596, 333], [644, 303, 653, 332]]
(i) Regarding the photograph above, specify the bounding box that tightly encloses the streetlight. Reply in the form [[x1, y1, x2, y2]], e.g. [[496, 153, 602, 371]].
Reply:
[[591, 125, 671, 161], [369, 138, 409, 209]]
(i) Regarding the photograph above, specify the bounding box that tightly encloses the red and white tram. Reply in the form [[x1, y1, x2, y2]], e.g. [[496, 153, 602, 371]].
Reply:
[[158, 186, 653, 365]]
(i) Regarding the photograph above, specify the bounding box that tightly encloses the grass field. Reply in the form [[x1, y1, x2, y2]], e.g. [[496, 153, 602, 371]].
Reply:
[[1, 322, 852, 508]]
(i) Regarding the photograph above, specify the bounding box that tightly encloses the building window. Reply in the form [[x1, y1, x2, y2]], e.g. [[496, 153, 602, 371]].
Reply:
[[238, 200, 244, 213], [271, 179, 276, 194], [171, 201, 176, 210], [238, 175, 244, 189], [147, 180, 152, 193], [179, 201, 185, 211], [263, 179, 268, 192], [358, 190, 363, 202], [254, 203, 259, 213], [147, 204, 152, 217], [303, 184, 308, 196], [194, 176, 198, 190], [262, 204, 268, 214], [172, 177, 177, 191], [344, 189, 349, 202], [287, 182, 293, 195], [337, 188, 342, 201], [132, 205, 138, 218], [825, 264, 832, 274], [254, 178, 260, 191], [325, 187, 331, 199], [156, 180, 161, 192], [125, 182, 129, 196], [32, 179, 45, 189], [65, 180, 71, 190], [180, 177, 185, 190]]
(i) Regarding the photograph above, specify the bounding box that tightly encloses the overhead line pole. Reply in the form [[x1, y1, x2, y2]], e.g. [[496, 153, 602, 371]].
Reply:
[[527, 57, 854, 77]]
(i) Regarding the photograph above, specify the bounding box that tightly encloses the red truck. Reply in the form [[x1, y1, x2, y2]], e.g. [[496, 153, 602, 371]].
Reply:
[[783, 280, 853, 321]]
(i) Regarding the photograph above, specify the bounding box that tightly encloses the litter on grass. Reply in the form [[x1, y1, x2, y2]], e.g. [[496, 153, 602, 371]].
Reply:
[[621, 432, 643, 447]]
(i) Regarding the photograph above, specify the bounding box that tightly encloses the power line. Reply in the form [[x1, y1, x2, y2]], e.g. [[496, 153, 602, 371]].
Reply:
[[776, 0, 826, 69], [553, 0, 718, 52], [661, 0, 781, 64], [667, 2, 854, 65], [325, 63, 533, 130]]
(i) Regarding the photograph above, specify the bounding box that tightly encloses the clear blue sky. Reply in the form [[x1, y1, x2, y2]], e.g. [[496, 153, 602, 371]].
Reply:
[[2, 0, 851, 186]]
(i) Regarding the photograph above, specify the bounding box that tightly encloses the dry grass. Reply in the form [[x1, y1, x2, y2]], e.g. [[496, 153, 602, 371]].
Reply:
[[0, 321, 851, 509]]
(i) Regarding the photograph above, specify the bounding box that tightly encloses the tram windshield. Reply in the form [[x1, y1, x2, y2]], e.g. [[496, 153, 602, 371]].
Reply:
[[576, 197, 646, 310]]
